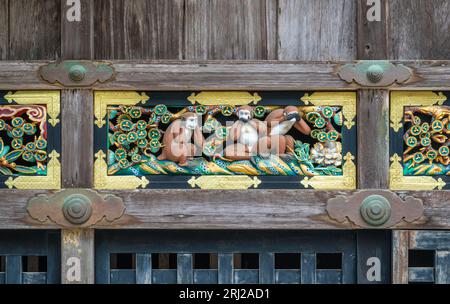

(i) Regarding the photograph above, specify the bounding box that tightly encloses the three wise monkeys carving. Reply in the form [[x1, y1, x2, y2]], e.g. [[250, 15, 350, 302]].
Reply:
[[159, 106, 312, 165]]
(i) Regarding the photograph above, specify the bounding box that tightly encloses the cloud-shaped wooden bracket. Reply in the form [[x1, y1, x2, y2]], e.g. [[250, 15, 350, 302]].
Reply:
[[27, 189, 125, 228], [39, 60, 115, 87], [327, 190, 424, 228], [337, 61, 412, 87]]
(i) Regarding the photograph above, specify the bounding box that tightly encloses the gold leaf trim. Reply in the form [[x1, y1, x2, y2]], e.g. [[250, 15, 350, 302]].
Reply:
[[301, 92, 356, 129], [94, 150, 149, 189], [301, 152, 356, 190], [187, 91, 262, 106], [5, 91, 60, 126], [94, 91, 149, 128], [389, 153, 445, 190], [390, 91, 447, 132], [188, 176, 261, 189], [5, 150, 61, 189]]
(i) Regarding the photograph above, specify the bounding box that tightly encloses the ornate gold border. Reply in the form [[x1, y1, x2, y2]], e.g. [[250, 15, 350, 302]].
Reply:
[[301, 92, 357, 129], [389, 91, 448, 190], [5, 91, 61, 126], [3, 91, 61, 189], [94, 91, 356, 190]]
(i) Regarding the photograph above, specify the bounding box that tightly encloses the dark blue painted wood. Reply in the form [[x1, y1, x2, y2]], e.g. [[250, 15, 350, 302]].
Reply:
[[95, 230, 358, 284], [0, 273, 4, 284], [152, 270, 177, 284], [275, 270, 300, 284], [193, 270, 218, 284], [234, 270, 258, 284], [316, 270, 342, 284], [259, 253, 274, 283], [5, 256, 22, 284], [408, 267, 434, 283], [435, 251, 450, 284], [22, 272, 47, 284], [300, 253, 316, 284], [136, 254, 152, 284], [110, 269, 136, 284], [218, 253, 233, 284]]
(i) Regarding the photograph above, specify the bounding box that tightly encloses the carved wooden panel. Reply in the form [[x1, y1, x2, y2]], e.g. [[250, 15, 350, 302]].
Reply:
[[389, 91, 450, 190], [0, 91, 61, 189], [93, 91, 357, 190]]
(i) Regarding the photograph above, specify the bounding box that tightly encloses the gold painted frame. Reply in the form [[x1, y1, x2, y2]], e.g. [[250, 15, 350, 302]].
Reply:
[[389, 91, 447, 190], [94, 91, 356, 190], [3, 91, 61, 189]]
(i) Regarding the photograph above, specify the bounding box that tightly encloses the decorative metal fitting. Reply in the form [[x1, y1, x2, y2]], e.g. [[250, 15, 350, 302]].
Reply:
[[359, 195, 391, 226], [337, 60, 412, 87], [27, 189, 125, 227], [39, 60, 115, 87], [326, 190, 424, 228], [62, 194, 92, 224]]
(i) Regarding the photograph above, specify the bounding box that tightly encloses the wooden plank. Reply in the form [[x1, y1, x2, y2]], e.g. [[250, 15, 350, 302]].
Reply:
[[61, 229, 94, 284], [94, 0, 183, 60], [408, 267, 434, 283], [435, 251, 450, 284], [315, 270, 342, 284], [259, 252, 274, 283], [193, 270, 218, 284], [1, 61, 450, 90], [357, 90, 390, 188], [409, 231, 450, 250], [61, 0, 94, 59], [0, 0, 8, 60], [8, 0, 60, 60], [356, 231, 391, 284], [184, 0, 277, 60], [5, 255, 21, 284], [388, 0, 450, 60], [22, 272, 47, 284], [234, 270, 258, 284], [300, 253, 316, 284], [357, 0, 388, 59], [278, 0, 356, 60], [177, 254, 193, 284], [61, 90, 93, 188], [218, 253, 233, 284], [110, 269, 135, 284], [136, 254, 152, 284], [152, 269, 177, 284], [275, 270, 300, 284], [392, 230, 409, 284]]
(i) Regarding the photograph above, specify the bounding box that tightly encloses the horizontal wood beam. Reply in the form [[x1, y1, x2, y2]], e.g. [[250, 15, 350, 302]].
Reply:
[[1, 189, 450, 230], [0, 60, 449, 90]]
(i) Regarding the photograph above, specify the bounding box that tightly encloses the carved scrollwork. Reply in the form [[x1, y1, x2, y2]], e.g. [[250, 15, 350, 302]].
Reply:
[[327, 190, 424, 228], [27, 189, 125, 227]]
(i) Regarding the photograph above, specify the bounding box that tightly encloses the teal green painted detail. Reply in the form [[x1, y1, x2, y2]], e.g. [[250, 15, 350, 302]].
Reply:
[[360, 195, 391, 226]]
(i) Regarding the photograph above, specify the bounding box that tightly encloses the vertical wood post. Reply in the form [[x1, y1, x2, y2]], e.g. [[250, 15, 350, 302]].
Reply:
[[392, 230, 409, 284], [356, 231, 391, 284], [60, 0, 95, 284], [61, 229, 94, 284]]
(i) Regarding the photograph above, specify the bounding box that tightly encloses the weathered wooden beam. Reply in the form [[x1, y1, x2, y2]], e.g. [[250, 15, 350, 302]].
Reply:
[[392, 230, 409, 284], [61, 229, 94, 284], [357, 90, 389, 188], [0, 61, 449, 90], [357, 0, 388, 60], [1, 189, 450, 230]]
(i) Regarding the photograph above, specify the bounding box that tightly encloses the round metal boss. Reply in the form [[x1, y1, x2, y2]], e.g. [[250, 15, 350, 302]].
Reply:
[[62, 194, 92, 224], [68, 65, 87, 82], [360, 195, 391, 226], [366, 64, 384, 83]]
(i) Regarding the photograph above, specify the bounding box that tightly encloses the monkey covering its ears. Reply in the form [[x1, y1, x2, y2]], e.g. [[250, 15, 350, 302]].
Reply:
[[158, 112, 205, 166]]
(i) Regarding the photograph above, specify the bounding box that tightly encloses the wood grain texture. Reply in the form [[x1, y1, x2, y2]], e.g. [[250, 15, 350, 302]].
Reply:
[[184, 0, 277, 60], [357, 90, 389, 188], [388, 0, 450, 59], [61, 90, 93, 188], [61, 0, 94, 60], [357, 0, 387, 59], [278, 0, 357, 60], [61, 229, 94, 284], [94, 0, 184, 59], [1, 61, 450, 90], [392, 230, 409, 284], [0, 0, 8, 60], [356, 231, 391, 283], [8, 0, 61, 60]]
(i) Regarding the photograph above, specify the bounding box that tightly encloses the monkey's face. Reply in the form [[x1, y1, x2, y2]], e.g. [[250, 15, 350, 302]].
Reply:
[[283, 107, 301, 122], [238, 109, 252, 123], [184, 116, 198, 130]]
